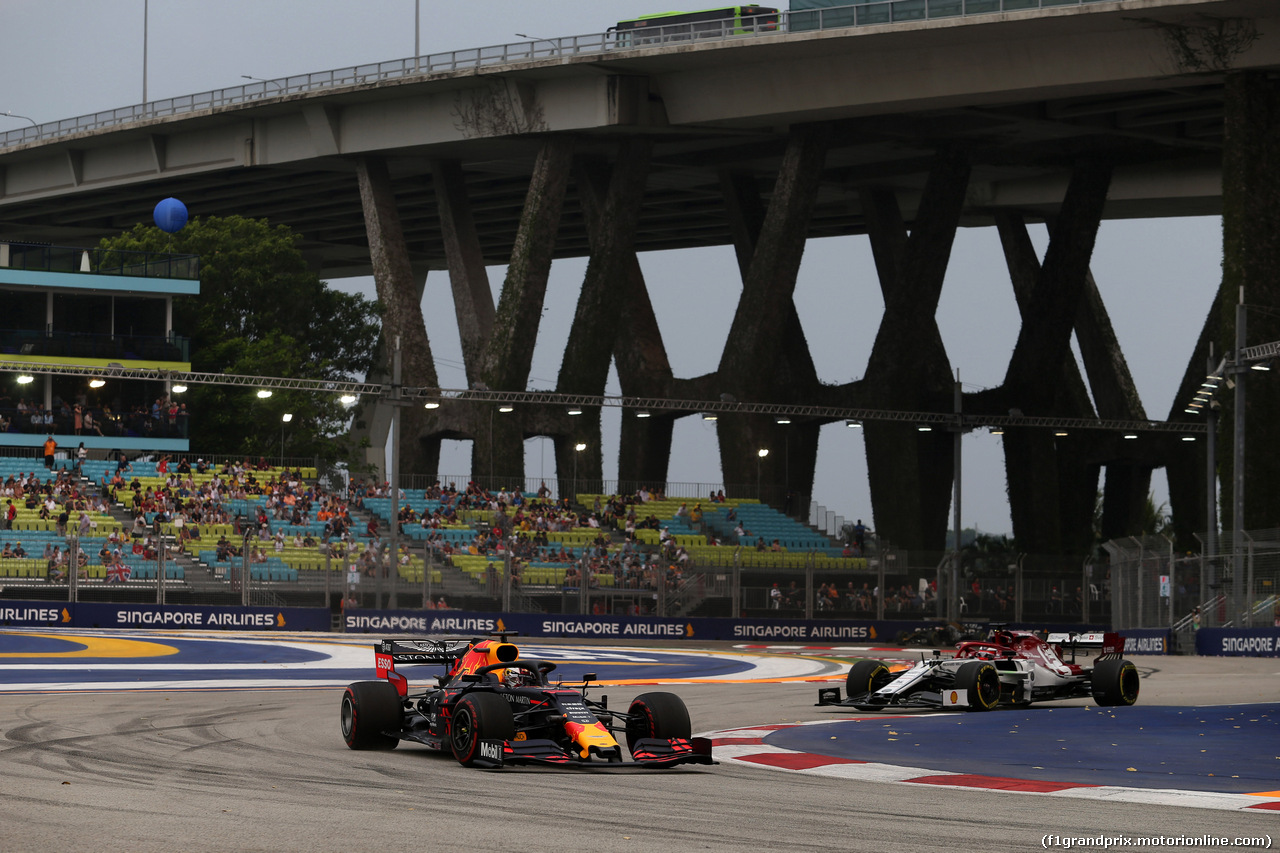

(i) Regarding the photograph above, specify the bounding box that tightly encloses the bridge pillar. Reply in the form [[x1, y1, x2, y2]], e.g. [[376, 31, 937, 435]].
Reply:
[[993, 208, 1152, 547], [1076, 261, 1153, 544], [467, 137, 576, 490], [999, 160, 1112, 556], [718, 169, 822, 513], [432, 159, 495, 387], [860, 150, 969, 551], [555, 140, 653, 500], [715, 125, 828, 511], [565, 142, 676, 496], [1164, 291, 1220, 548], [355, 156, 441, 481], [614, 263, 676, 493], [1219, 70, 1280, 533]]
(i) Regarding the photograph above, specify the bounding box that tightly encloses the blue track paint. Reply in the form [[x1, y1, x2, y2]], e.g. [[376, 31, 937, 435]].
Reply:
[[770, 705, 1279, 794], [0, 632, 759, 690]]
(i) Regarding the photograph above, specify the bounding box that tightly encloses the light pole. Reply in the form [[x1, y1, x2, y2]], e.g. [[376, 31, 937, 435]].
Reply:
[[142, 0, 149, 105], [490, 404, 515, 492], [573, 442, 586, 505], [756, 448, 768, 498], [1231, 292, 1247, 627], [241, 75, 282, 93], [1, 111, 37, 127], [280, 413, 292, 462]]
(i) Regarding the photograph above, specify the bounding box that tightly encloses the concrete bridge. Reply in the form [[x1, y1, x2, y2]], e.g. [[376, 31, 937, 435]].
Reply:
[[1, 0, 1277, 555]]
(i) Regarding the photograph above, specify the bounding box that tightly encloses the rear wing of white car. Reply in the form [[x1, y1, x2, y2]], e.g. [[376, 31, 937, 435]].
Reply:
[[1045, 631, 1124, 659]]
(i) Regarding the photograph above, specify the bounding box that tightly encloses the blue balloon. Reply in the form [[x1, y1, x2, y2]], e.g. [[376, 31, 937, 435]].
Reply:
[[154, 197, 189, 233]]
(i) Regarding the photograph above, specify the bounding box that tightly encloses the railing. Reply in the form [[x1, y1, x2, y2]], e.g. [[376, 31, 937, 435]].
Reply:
[[0, 242, 199, 281], [1, 0, 1122, 151], [400, 473, 736, 503], [0, 406, 190, 440], [0, 329, 189, 363]]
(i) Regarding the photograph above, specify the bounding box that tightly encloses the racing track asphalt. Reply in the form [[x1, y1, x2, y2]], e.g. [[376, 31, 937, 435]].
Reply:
[[0, 632, 1276, 853]]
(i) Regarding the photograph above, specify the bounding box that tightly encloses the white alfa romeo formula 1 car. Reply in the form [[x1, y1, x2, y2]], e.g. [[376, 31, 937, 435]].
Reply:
[[817, 624, 1140, 712]]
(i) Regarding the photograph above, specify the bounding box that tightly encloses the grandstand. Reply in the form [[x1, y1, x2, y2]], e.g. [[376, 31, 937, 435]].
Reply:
[[0, 456, 861, 612], [0, 452, 1100, 625]]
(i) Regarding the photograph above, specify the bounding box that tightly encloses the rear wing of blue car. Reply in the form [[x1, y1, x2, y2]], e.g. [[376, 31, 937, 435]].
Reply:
[[376, 638, 472, 668]]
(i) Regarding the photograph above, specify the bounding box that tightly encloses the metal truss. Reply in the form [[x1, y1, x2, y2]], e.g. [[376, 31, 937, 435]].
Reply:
[[422, 388, 1203, 434], [1, 359, 1205, 435], [1239, 340, 1280, 364], [0, 360, 385, 396]]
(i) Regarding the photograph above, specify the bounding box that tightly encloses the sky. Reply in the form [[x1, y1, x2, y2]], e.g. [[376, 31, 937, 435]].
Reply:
[[0, 1, 1223, 536]]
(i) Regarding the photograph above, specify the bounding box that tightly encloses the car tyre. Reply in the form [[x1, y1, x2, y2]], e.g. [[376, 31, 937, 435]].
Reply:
[[449, 692, 516, 766], [845, 659, 893, 701], [340, 681, 401, 750], [953, 661, 1000, 711], [625, 692, 691, 759], [1091, 658, 1140, 707]]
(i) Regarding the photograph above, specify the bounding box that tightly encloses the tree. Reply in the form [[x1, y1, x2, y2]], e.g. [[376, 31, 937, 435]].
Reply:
[[1091, 489, 1174, 544], [97, 216, 381, 463], [958, 533, 1021, 579]]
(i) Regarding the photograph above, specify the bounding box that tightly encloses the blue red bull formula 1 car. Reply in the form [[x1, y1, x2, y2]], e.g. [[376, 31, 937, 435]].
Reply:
[[340, 636, 715, 769]]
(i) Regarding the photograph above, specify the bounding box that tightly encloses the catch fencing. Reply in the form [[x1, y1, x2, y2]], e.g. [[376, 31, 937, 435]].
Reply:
[[1104, 530, 1280, 650]]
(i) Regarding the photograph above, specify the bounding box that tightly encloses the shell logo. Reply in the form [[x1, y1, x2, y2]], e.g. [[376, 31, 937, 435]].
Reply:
[[949, 690, 959, 704]]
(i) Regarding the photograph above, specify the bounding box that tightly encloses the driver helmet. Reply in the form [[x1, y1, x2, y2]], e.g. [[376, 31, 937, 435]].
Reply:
[[504, 667, 532, 688]]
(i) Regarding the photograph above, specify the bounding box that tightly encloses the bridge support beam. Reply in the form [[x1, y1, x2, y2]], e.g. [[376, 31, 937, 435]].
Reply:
[[715, 125, 828, 512], [458, 137, 576, 491], [998, 160, 1112, 556], [1164, 289, 1220, 549], [613, 261, 676, 493], [555, 140, 653, 501], [1219, 70, 1280, 533], [1076, 263, 1152, 545], [355, 156, 441, 481], [994, 208, 1153, 547], [860, 150, 969, 551], [433, 159, 495, 387], [717, 169, 822, 513]]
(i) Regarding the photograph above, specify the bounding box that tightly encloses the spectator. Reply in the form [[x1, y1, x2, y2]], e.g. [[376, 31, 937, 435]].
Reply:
[[42, 435, 57, 469], [852, 519, 867, 551]]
